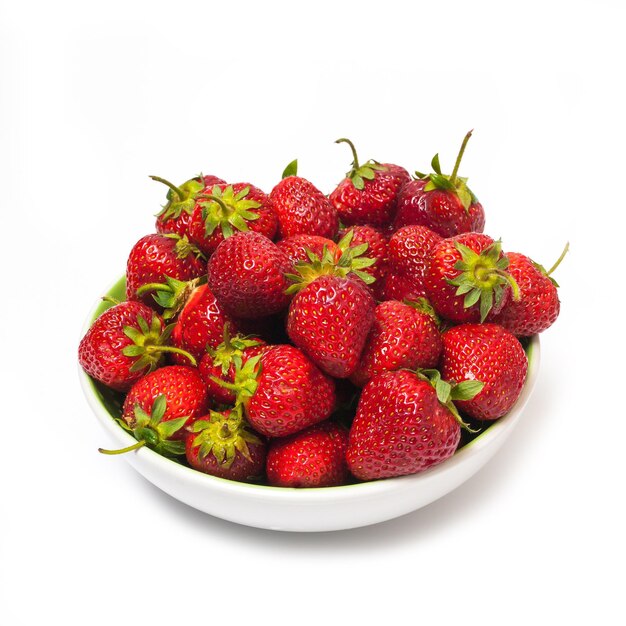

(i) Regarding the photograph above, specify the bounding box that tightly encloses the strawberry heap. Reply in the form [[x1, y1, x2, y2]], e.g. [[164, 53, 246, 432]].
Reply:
[[79, 132, 567, 487]]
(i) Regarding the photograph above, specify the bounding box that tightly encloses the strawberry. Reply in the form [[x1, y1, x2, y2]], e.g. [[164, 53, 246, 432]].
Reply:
[[207, 231, 292, 319], [168, 283, 240, 365], [98, 365, 211, 457], [185, 406, 266, 482], [270, 159, 339, 240], [380, 225, 442, 302], [276, 234, 341, 270], [217, 345, 336, 438], [329, 138, 410, 228], [78, 300, 196, 392], [198, 326, 267, 405], [351, 299, 443, 387], [487, 244, 568, 336], [346, 369, 482, 480], [188, 183, 277, 256], [152, 174, 226, 237], [285, 240, 377, 377], [424, 233, 519, 323], [441, 323, 528, 421], [125, 233, 205, 308], [393, 131, 485, 237], [266, 421, 349, 488]]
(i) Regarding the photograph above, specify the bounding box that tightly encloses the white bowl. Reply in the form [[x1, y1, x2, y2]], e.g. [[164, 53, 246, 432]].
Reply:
[[79, 278, 540, 532]]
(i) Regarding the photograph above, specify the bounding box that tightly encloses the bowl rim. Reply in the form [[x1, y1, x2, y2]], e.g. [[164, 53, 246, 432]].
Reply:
[[79, 276, 540, 502]]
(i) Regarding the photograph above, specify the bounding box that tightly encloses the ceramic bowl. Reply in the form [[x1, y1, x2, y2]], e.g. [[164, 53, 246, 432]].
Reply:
[[79, 277, 540, 532]]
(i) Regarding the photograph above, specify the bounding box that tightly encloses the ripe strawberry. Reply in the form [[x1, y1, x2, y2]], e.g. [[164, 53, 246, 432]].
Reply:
[[188, 183, 277, 256], [168, 283, 240, 365], [380, 225, 442, 302], [346, 369, 483, 480], [98, 365, 211, 457], [217, 345, 336, 438], [441, 323, 528, 420], [207, 231, 292, 318], [393, 131, 486, 237], [351, 299, 443, 387], [424, 233, 519, 323], [266, 421, 349, 488], [78, 300, 195, 392], [487, 244, 568, 336], [270, 159, 339, 240], [125, 233, 205, 308], [152, 174, 226, 237], [276, 234, 341, 270], [329, 138, 410, 228], [198, 326, 267, 404], [185, 406, 266, 482]]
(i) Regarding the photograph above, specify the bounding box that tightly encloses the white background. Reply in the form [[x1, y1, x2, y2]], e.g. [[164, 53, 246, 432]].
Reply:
[[1, 1, 624, 624]]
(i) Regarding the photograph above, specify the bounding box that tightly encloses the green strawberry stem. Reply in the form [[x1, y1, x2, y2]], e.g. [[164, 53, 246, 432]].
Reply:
[[101, 296, 120, 305], [145, 344, 197, 366], [335, 138, 360, 172], [449, 130, 473, 185], [546, 242, 570, 276], [98, 440, 146, 455], [135, 282, 174, 297], [197, 193, 229, 214], [150, 175, 185, 200]]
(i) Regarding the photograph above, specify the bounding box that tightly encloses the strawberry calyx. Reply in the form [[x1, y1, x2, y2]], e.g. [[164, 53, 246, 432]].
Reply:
[[404, 297, 442, 327], [152, 175, 206, 221], [188, 405, 262, 468], [135, 275, 207, 320], [206, 325, 264, 376], [448, 240, 520, 322], [414, 130, 478, 212], [530, 241, 570, 288], [99, 395, 188, 457], [335, 137, 387, 191], [209, 353, 263, 405], [122, 312, 197, 368], [284, 229, 376, 295], [282, 159, 298, 179], [417, 368, 483, 432], [197, 185, 262, 239]]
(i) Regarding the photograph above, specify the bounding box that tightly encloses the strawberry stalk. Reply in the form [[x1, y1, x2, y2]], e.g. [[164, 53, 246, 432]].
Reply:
[[546, 242, 570, 276], [98, 440, 146, 455], [449, 130, 473, 185], [150, 175, 185, 200]]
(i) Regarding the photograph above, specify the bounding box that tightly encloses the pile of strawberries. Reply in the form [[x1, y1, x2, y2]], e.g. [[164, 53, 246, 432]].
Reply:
[[79, 132, 566, 488]]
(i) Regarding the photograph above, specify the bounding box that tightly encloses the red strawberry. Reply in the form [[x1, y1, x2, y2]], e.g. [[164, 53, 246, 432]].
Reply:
[[188, 183, 277, 256], [266, 421, 349, 488], [125, 233, 205, 308], [351, 300, 443, 386], [393, 131, 485, 237], [380, 225, 442, 302], [329, 138, 410, 228], [168, 283, 240, 365], [207, 231, 292, 319], [338, 225, 388, 299], [487, 244, 568, 336], [78, 300, 195, 392], [198, 327, 267, 405], [152, 174, 226, 237], [424, 233, 519, 323], [98, 365, 211, 457], [441, 323, 528, 421], [185, 406, 266, 482], [270, 160, 339, 239], [218, 345, 336, 438], [346, 369, 482, 480], [276, 234, 341, 270]]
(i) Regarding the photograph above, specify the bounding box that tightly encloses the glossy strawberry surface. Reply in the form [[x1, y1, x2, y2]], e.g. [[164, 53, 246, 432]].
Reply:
[[351, 300, 442, 386], [125, 233, 205, 307], [266, 421, 349, 488], [207, 231, 292, 319], [346, 370, 461, 480], [245, 345, 336, 437], [122, 365, 211, 439], [487, 252, 560, 336], [441, 323, 527, 420], [270, 175, 339, 240], [286, 275, 376, 378]]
